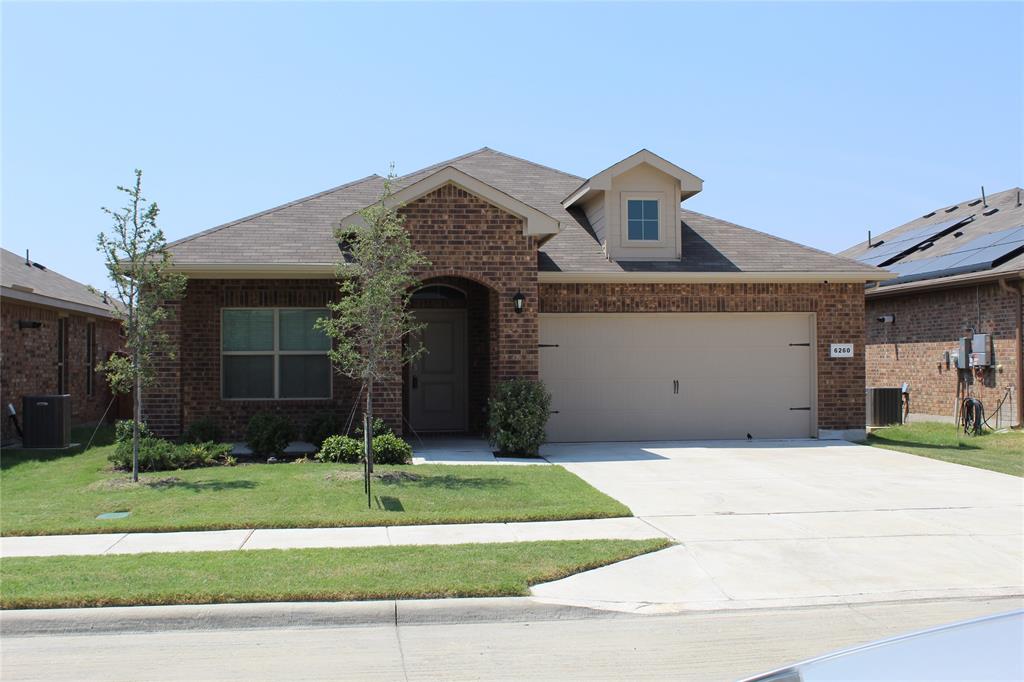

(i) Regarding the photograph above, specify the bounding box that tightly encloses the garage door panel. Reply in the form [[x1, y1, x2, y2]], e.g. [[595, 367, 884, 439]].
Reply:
[[541, 313, 814, 442]]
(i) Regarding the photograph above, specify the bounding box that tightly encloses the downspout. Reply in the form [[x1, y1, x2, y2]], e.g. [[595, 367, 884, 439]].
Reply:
[[998, 277, 1023, 428]]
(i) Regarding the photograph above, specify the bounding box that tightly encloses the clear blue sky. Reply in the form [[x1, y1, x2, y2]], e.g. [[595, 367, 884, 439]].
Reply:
[[3, 2, 1022, 289]]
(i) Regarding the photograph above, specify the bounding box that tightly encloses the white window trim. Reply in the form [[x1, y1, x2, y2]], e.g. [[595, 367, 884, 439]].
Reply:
[[220, 307, 333, 401], [620, 192, 667, 247]]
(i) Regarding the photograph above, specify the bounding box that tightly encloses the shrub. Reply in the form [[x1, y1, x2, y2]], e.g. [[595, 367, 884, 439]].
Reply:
[[109, 436, 176, 471], [245, 412, 295, 456], [316, 435, 363, 464], [303, 411, 345, 448], [114, 419, 150, 444], [109, 439, 234, 471], [488, 378, 552, 456], [184, 417, 223, 444], [371, 432, 413, 465], [354, 417, 393, 439], [172, 441, 234, 468]]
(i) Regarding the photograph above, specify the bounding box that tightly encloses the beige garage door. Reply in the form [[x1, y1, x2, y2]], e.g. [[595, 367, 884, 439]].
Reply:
[[539, 313, 815, 442]]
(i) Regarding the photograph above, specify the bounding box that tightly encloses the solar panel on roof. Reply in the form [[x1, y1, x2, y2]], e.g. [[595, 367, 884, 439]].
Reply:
[[879, 229, 1024, 286]]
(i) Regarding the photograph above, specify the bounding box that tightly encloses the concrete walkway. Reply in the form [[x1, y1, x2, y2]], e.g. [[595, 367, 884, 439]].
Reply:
[[0, 516, 663, 558], [531, 439, 1024, 613]]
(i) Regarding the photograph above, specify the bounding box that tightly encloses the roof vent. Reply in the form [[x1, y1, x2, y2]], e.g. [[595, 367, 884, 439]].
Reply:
[[869, 239, 886, 249], [968, 199, 982, 207], [31, 262, 47, 271], [954, 230, 964, 238], [918, 242, 934, 252], [944, 206, 958, 213], [983, 207, 999, 216], [922, 211, 936, 218]]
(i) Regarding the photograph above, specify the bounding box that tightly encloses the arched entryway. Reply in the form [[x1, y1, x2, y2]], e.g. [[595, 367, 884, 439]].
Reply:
[[405, 277, 495, 436]]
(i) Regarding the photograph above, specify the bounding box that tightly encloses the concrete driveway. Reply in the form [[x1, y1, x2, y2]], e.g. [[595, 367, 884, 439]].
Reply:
[[534, 439, 1024, 613]]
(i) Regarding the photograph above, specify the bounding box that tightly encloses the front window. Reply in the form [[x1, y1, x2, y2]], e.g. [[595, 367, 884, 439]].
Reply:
[[627, 199, 659, 241], [221, 308, 331, 399]]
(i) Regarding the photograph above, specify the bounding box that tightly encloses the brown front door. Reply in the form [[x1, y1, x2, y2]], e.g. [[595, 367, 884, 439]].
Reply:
[[409, 309, 467, 432]]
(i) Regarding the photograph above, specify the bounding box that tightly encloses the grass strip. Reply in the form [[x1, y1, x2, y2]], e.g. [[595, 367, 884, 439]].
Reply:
[[1, 427, 630, 536], [0, 539, 670, 609], [865, 422, 1023, 477]]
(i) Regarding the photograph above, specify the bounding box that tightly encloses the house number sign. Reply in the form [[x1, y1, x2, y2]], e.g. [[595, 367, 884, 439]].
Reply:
[[830, 343, 854, 358]]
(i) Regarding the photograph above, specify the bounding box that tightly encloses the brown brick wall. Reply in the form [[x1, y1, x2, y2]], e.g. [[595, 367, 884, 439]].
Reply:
[[1, 299, 122, 442], [538, 282, 866, 432], [143, 183, 539, 440], [143, 280, 361, 440], [865, 282, 1021, 425]]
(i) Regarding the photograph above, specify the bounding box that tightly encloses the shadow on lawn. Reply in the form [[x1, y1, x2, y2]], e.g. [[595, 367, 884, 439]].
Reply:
[[2, 426, 116, 470], [158, 479, 259, 493], [390, 474, 514, 490], [868, 435, 982, 451]]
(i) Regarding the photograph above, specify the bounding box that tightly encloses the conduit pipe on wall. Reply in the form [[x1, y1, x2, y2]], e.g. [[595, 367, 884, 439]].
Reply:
[[998, 277, 1024, 428]]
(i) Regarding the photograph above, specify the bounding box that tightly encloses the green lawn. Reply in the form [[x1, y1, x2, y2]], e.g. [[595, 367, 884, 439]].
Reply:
[[1, 428, 630, 536], [0, 539, 669, 609], [866, 422, 1024, 477]]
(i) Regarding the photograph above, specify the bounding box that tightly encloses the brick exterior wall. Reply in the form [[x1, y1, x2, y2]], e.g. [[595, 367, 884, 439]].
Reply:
[[538, 282, 866, 432], [1, 299, 122, 442], [865, 282, 1022, 426], [143, 183, 538, 439], [143, 182, 871, 440], [142, 280, 361, 440]]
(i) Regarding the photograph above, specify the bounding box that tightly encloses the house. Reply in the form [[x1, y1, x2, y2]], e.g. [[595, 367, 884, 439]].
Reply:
[[839, 188, 1023, 427], [1, 248, 122, 444], [152, 148, 885, 443]]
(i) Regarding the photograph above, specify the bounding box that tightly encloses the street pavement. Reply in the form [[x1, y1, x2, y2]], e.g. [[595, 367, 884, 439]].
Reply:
[[2, 597, 1018, 681]]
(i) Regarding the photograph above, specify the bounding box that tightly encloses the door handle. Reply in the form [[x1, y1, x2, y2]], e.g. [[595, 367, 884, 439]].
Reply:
[[412, 376, 419, 389], [673, 380, 679, 395]]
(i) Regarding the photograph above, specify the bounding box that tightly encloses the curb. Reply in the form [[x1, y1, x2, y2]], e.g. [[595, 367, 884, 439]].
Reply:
[[0, 597, 625, 637]]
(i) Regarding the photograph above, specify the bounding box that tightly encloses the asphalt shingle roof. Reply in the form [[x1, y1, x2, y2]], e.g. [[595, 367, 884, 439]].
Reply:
[[1, 248, 117, 316], [167, 148, 880, 276], [839, 187, 1024, 293]]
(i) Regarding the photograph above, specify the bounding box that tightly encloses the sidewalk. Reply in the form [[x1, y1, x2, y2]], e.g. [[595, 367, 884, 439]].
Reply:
[[0, 516, 665, 558]]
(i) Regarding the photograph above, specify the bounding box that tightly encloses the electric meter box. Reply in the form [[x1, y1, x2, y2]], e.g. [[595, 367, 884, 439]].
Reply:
[[969, 334, 992, 367], [955, 337, 971, 368]]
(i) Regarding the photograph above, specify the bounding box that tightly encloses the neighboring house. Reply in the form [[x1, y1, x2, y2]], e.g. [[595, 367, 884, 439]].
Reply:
[[1, 248, 122, 444], [839, 188, 1024, 427], [153, 148, 885, 443]]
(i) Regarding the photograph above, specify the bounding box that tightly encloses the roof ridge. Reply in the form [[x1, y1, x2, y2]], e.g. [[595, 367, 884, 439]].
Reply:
[[396, 148, 493, 180], [165, 174, 384, 249], [680, 208, 879, 272], [397, 147, 584, 183], [483, 148, 586, 181]]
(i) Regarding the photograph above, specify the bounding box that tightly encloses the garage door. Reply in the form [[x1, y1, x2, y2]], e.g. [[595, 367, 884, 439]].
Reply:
[[539, 313, 815, 442]]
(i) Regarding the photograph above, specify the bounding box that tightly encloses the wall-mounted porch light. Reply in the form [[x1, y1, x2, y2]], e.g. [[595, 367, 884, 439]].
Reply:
[[512, 291, 526, 314]]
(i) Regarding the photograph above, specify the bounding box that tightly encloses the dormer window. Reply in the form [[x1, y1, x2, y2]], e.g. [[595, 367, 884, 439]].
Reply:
[[627, 199, 659, 241]]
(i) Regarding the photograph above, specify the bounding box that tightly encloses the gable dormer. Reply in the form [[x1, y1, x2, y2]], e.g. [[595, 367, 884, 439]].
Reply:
[[563, 150, 702, 261]]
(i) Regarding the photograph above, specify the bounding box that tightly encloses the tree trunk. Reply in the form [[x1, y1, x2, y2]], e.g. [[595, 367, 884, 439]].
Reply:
[[132, 353, 141, 483], [366, 379, 374, 474]]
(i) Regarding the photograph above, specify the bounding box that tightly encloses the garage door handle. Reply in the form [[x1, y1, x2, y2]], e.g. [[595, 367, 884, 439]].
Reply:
[[789, 406, 811, 411], [538, 344, 560, 348], [789, 343, 811, 347], [673, 380, 679, 395]]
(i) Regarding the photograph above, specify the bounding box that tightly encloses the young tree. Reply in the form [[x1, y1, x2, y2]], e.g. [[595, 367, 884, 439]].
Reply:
[[96, 170, 187, 482], [316, 171, 428, 474]]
